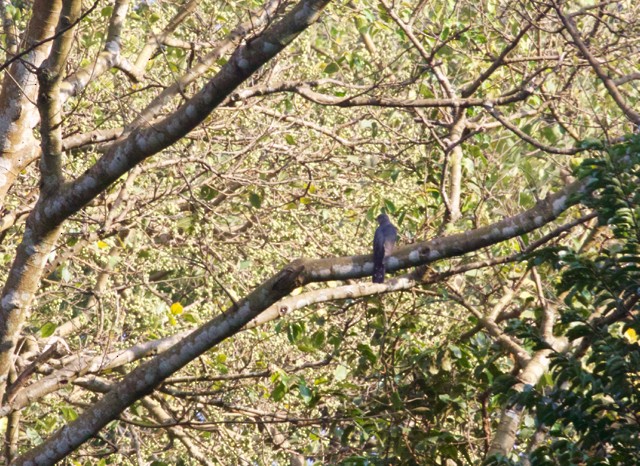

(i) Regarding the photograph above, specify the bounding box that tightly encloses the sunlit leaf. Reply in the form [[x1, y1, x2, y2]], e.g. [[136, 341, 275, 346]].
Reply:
[[170, 302, 184, 315]]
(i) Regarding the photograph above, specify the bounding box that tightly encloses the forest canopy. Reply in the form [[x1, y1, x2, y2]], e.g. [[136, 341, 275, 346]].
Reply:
[[0, 0, 639, 464]]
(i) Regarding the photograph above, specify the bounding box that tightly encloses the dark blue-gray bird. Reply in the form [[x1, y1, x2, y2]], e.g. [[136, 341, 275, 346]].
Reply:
[[372, 213, 398, 283]]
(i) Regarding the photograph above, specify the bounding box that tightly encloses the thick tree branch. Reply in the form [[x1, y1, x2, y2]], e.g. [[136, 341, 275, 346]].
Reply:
[[0, 0, 62, 207], [487, 349, 553, 457], [0, 0, 332, 407], [0, 330, 191, 418], [13, 176, 588, 464], [40, 0, 332, 229], [37, 0, 82, 192], [127, 0, 284, 129], [443, 115, 466, 222], [60, 0, 130, 100], [0, 1, 98, 74]]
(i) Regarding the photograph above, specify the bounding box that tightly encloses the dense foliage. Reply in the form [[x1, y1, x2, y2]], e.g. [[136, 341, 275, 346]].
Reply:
[[517, 135, 640, 466], [0, 0, 639, 464]]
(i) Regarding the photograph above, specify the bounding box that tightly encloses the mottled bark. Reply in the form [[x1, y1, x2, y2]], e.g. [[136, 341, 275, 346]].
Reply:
[[0, 0, 80, 404], [59, 0, 130, 100], [3, 366, 19, 462], [487, 350, 553, 457], [444, 115, 466, 223], [0, 0, 62, 207], [38, 0, 83, 191], [0, 224, 63, 402], [0, 330, 191, 418]]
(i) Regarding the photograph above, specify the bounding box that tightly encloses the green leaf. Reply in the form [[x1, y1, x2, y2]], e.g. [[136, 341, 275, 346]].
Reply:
[[40, 322, 57, 338], [391, 391, 403, 409], [579, 137, 604, 150], [566, 324, 593, 340], [61, 406, 78, 422], [26, 427, 43, 445], [383, 199, 397, 214], [357, 343, 377, 364], [271, 381, 287, 401], [334, 365, 348, 382], [249, 192, 262, 209], [183, 312, 198, 324], [286, 322, 304, 343], [449, 344, 462, 358], [298, 382, 313, 404], [311, 330, 326, 348], [323, 62, 340, 74], [200, 185, 218, 200]]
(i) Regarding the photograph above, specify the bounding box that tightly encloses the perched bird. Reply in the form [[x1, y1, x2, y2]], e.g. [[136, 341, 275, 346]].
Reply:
[[372, 213, 398, 283]]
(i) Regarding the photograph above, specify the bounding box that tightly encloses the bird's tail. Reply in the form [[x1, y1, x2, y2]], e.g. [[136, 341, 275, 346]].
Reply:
[[372, 264, 385, 283]]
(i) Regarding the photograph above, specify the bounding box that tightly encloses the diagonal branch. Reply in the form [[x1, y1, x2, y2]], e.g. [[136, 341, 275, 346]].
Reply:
[[486, 107, 583, 155], [132, 0, 199, 76], [0, 0, 332, 414], [127, 0, 284, 130], [554, 1, 640, 125], [14, 176, 589, 464], [460, 6, 551, 98], [39, 0, 332, 228], [60, 0, 131, 100]]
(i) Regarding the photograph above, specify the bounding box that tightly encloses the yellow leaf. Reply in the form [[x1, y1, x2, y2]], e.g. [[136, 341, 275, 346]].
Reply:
[[170, 302, 184, 315], [97, 240, 109, 249], [624, 328, 638, 343]]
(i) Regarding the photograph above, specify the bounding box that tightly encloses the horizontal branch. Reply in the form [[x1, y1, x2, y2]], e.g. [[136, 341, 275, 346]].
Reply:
[[14, 176, 589, 464], [0, 330, 192, 418], [232, 82, 533, 109], [303, 179, 587, 283]]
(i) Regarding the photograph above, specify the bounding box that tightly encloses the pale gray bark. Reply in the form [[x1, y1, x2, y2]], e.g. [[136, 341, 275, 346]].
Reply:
[[488, 350, 553, 456], [0, 0, 61, 206]]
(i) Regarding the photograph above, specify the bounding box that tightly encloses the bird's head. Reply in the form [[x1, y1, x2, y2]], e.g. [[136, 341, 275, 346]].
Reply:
[[376, 213, 390, 224]]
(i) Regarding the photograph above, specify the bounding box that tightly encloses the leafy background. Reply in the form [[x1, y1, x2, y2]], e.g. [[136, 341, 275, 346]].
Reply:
[[1, 0, 640, 464]]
